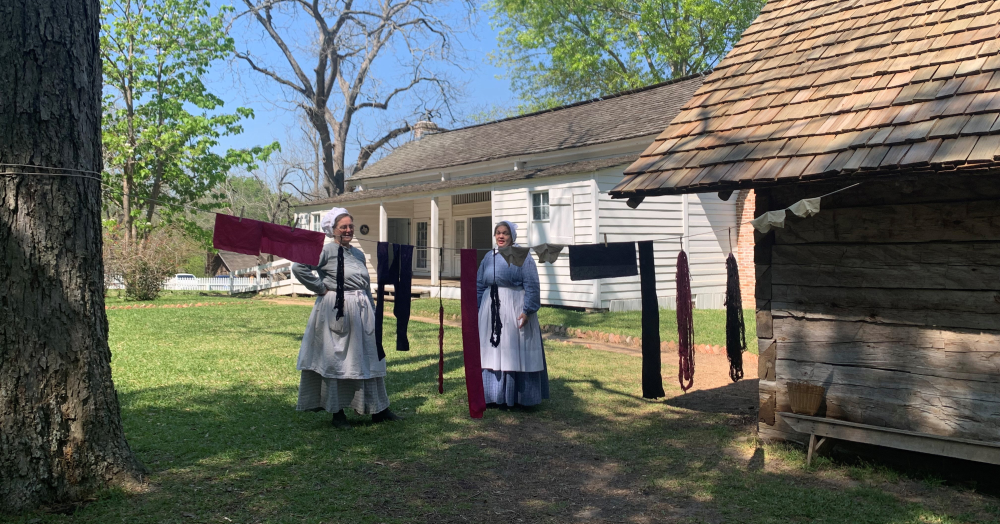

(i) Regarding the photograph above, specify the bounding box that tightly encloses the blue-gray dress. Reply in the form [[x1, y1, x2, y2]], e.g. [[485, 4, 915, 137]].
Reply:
[[477, 248, 549, 406]]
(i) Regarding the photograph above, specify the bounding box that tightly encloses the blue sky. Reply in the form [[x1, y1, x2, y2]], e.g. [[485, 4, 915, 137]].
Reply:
[[211, 1, 515, 164]]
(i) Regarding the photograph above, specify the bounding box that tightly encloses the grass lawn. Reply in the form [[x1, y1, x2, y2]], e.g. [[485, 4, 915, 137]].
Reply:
[[411, 298, 757, 349], [14, 298, 997, 523]]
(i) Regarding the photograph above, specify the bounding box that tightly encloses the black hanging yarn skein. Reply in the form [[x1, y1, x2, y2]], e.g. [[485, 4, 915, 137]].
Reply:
[[725, 253, 746, 382], [489, 250, 502, 347], [335, 245, 346, 319]]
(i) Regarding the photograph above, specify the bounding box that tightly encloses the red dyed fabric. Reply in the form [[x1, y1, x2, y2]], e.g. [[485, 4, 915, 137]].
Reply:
[[460, 248, 486, 419], [213, 214, 263, 256], [260, 223, 326, 265]]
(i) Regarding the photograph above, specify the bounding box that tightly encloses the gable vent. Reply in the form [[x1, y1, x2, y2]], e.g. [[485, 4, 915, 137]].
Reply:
[[452, 192, 491, 205]]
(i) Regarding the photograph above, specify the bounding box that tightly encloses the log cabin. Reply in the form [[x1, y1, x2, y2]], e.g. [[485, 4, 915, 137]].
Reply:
[[610, 0, 1000, 463]]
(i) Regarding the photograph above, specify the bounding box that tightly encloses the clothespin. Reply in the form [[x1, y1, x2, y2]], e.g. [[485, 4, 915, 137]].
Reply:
[[728, 227, 732, 255], [239, 206, 245, 222], [288, 215, 295, 230], [603, 233, 608, 247]]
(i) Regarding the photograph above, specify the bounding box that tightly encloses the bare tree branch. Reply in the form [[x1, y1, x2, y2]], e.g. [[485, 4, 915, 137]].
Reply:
[[233, 0, 471, 196], [355, 123, 412, 171]]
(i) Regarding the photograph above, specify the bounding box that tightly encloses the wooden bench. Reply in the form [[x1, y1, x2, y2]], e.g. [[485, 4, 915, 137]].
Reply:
[[779, 412, 1000, 466]]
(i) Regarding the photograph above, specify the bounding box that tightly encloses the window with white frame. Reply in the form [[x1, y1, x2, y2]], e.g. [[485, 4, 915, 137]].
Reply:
[[416, 222, 428, 269], [311, 213, 322, 232], [454, 220, 465, 249], [532, 191, 549, 221]]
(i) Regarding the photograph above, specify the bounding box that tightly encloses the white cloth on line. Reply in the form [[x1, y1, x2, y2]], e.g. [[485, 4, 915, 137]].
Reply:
[[533, 243, 566, 264], [750, 210, 788, 233], [498, 245, 531, 267], [478, 287, 545, 372], [788, 197, 821, 218]]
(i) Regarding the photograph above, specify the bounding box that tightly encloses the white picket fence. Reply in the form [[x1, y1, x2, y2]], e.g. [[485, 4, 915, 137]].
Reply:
[[163, 277, 259, 293], [105, 259, 298, 295]]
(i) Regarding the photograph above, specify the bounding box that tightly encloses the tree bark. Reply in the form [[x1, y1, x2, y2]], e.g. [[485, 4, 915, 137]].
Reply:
[[0, 0, 144, 513]]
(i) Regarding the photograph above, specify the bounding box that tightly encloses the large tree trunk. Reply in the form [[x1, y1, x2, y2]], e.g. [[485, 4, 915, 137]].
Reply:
[[0, 0, 144, 513]]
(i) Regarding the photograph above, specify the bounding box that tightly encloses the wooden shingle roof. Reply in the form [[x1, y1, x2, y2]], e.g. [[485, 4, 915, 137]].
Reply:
[[611, 0, 1000, 198], [352, 76, 703, 180]]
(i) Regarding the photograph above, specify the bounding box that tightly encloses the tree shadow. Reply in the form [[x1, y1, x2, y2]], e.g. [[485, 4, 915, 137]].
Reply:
[[59, 309, 997, 523]]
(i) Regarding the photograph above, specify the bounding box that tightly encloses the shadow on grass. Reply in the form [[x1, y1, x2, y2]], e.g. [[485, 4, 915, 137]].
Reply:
[[53, 312, 994, 524]]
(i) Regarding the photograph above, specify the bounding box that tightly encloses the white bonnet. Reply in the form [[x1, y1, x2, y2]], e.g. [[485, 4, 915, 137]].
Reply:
[[495, 220, 518, 243], [321, 207, 351, 237]]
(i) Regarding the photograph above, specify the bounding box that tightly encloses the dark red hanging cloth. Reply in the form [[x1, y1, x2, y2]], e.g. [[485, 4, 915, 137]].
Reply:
[[260, 223, 325, 265], [460, 248, 486, 419], [213, 213, 263, 256], [676, 248, 695, 392]]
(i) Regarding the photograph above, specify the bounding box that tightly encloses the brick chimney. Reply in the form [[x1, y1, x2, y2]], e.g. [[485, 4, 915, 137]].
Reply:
[[412, 120, 441, 140]]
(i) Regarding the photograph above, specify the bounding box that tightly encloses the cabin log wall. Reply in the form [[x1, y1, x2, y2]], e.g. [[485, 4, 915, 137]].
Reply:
[[756, 173, 1000, 445]]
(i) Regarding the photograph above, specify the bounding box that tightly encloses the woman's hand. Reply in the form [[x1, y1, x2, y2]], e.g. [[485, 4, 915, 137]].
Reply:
[[518, 313, 527, 329]]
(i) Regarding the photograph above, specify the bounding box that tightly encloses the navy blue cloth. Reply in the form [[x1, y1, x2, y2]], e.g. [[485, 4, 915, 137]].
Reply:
[[375, 242, 391, 360], [638, 241, 665, 399], [394, 244, 414, 352], [568, 242, 638, 281]]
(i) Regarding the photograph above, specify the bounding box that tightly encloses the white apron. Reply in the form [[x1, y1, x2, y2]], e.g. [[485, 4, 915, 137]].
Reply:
[[297, 290, 385, 380], [478, 286, 545, 372]]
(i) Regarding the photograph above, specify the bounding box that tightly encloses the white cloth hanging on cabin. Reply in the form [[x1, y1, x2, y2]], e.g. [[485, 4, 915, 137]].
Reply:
[[788, 197, 821, 218], [751, 197, 823, 233], [750, 210, 788, 233]]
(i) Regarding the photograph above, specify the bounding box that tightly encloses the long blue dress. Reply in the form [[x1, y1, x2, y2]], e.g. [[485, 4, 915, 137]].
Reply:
[[476, 247, 550, 406]]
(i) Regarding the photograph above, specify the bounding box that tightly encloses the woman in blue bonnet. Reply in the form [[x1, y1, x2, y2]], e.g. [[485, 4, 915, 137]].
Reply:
[[476, 220, 549, 408]]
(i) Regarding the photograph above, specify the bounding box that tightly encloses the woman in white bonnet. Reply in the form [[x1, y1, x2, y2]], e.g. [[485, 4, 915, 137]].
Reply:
[[291, 207, 401, 428]]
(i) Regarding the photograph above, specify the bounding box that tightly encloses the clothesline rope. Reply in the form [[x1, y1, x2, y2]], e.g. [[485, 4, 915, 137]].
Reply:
[[0, 163, 102, 176], [7, 168, 861, 248]]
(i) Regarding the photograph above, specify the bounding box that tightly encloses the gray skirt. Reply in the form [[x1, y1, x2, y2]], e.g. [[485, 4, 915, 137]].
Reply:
[[296, 370, 390, 415]]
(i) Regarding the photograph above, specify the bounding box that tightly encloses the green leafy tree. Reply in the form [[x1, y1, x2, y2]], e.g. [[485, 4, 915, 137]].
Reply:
[[101, 0, 278, 245], [489, 0, 764, 110]]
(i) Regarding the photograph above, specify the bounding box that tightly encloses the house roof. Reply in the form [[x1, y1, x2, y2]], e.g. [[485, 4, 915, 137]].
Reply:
[[350, 76, 704, 180], [296, 155, 637, 208], [216, 250, 259, 271], [611, 0, 1000, 198]]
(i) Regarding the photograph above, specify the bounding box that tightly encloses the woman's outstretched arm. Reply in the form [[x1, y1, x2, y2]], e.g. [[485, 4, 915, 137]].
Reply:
[[292, 248, 328, 295]]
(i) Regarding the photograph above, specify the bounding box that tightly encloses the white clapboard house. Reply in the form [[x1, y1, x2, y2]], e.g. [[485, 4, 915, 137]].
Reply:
[[290, 75, 753, 309]]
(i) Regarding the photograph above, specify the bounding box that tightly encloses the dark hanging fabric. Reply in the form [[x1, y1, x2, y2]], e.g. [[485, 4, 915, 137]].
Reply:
[[489, 251, 502, 347], [394, 244, 414, 352], [725, 253, 746, 382], [568, 242, 639, 281], [334, 245, 345, 320], [260, 222, 326, 265], [374, 242, 392, 360], [438, 256, 445, 394], [460, 248, 487, 419], [213, 213, 263, 256], [676, 248, 695, 392], [638, 241, 665, 399]]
